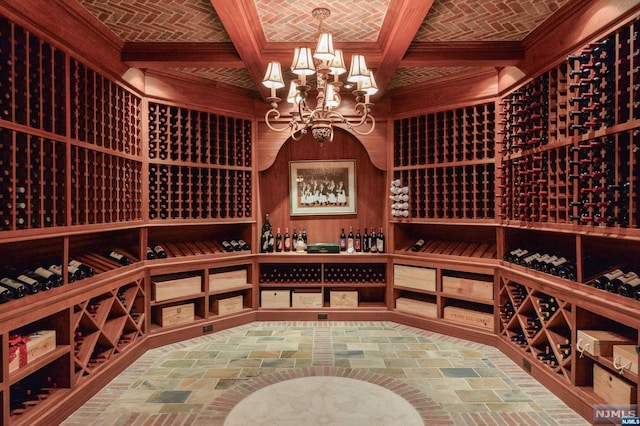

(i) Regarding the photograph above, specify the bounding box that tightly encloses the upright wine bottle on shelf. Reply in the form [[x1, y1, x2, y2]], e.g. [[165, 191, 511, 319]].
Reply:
[[362, 228, 370, 252], [283, 228, 291, 252], [355, 227, 362, 252], [291, 228, 298, 252], [339, 228, 347, 251], [369, 227, 377, 253], [275, 227, 282, 252], [260, 213, 273, 253], [377, 227, 385, 253], [347, 226, 354, 253]]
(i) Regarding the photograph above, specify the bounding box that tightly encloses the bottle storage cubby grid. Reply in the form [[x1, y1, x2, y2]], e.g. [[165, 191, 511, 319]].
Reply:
[[259, 262, 386, 285], [148, 103, 251, 167], [497, 16, 639, 229], [70, 146, 142, 225], [72, 277, 145, 383], [394, 163, 495, 219], [0, 16, 66, 135], [148, 164, 251, 220], [499, 278, 573, 383], [70, 59, 141, 156], [0, 127, 67, 230], [393, 103, 495, 167]]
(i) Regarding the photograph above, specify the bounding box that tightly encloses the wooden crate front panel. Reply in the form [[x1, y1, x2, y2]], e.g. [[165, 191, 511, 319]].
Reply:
[[292, 290, 323, 308], [395, 297, 437, 318], [9, 330, 57, 373], [261, 290, 291, 308], [152, 275, 201, 302], [613, 345, 638, 375], [593, 364, 637, 405], [156, 303, 195, 327], [442, 276, 493, 301], [210, 269, 248, 291], [394, 265, 436, 292], [214, 295, 244, 316], [443, 306, 494, 330], [330, 291, 358, 308], [577, 330, 634, 357]]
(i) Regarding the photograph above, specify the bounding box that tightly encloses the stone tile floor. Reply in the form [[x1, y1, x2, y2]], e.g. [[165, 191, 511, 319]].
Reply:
[[62, 321, 588, 425]]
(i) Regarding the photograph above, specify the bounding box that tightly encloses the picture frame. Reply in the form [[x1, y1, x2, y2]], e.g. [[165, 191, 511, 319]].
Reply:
[[289, 160, 357, 216]]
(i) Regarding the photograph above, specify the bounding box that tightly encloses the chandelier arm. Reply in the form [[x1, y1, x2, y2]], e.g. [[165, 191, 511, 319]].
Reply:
[[340, 113, 376, 136], [264, 108, 295, 133]]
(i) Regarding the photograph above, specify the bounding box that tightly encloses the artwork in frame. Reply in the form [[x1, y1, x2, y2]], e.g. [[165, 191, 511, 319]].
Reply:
[[289, 160, 357, 216]]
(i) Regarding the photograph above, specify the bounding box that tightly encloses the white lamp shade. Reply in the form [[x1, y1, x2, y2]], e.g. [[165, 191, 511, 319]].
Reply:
[[347, 54, 370, 83], [291, 47, 316, 75], [325, 83, 340, 108], [361, 70, 378, 95], [314, 33, 335, 61], [329, 49, 347, 75], [262, 61, 285, 89], [286, 81, 300, 104]]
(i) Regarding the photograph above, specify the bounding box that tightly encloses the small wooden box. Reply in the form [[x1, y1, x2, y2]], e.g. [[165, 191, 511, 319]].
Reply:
[[577, 330, 634, 357], [593, 363, 637, 404], [261, 290, 290, 308], [292, 290, 323, 308], [213, 295, 244, 316], [157, 303, 195, 327], [443, 306, 494, 330], [9, 330, 57, 373], [442, 276, 493, 301], [395, 297, 437, 318], [330, 291, 358, 308], [394, 265, 436, 292], [613, 345, 639, 375], [152, 275, 201, 302], [210, 269, 248, 291]]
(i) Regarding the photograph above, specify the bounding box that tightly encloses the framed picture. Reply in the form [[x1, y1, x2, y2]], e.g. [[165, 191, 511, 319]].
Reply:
[[289, 160, 357, 216]]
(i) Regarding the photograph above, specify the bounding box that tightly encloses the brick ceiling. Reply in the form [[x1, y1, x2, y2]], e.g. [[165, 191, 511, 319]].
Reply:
[[76, 0, 571, 97]]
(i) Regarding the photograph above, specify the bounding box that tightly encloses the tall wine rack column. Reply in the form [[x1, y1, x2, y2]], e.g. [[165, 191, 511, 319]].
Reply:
[[147, 102, 252, 222]]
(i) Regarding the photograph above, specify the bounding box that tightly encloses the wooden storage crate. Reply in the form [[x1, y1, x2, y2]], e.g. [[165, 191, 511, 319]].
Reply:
[[213, 295, 244, 316], [576, 330, 634, 357], [593, 364, 637, 404], [443, 306, 494, 330], [156, 303, 195, 327], [442, 276, 493, 301], [152, 275, 201, 302], [261, 290, 291, 308], [9, 330, 57, 373], [330, 291, 358, 308], [613, 345, 639, 375], [292, 290, 323, 308], [395, 297, 437, 318], [394, 264, 436, 292], [210, 269, 248, 291]]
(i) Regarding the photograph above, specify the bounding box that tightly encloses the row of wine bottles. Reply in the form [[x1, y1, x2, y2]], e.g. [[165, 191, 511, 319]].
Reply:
[[220, 239, 251, 252], [591, 268, 640, 299], [339, 226, 386, 253], [503, 248, 577, 281], [9, 373, 59, 414], [260, 214, 309, 253], [258, 263, 387, 283]]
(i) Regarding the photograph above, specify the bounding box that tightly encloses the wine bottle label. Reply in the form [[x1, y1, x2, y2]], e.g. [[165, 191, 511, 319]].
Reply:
[[523, 253, 541, 263], [68, 265, 80, 274], [17, 275, 38, 285], [550, 257, 567, 267], [69, 260, 84, 268], [602, 269, 624, 280], [1, 277, 21, 288], [377, 239, 384, 252], [48, 265, 63, 275], [617, 272, 639, 284], [110, 251, 124, 260], [35, 267, 54, 279]]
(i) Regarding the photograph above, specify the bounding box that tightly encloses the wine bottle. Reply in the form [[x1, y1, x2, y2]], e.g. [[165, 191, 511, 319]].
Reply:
[[146, 246, 157, 259], [283, 228, 291, 252], [411, 239, 425, 252], [301, 227, 307, 246], [260, 213, 272, 253], [593, 268, 624, 289], [347, 226, 354, 253], [339, 228, 347, 251], [607, 271, 638, 294], [221, 241, 234, 252], [238, 239, 250, 251], [369, 227, 377, 253], [0, 276, 26, 298], [362, 228, 370, 252], [376, 227, 385, 253], [0, 285, 11, 303], [355, 228, 362, 252], [106, 250, 131, 266], [291, 229, 298, 252], [67, 262, 86, 281], [619, 276, 640, 298], [47, 262, 75, 284], [230, 240, 243, 251], [34, 266, 63, 287], [153, 245, 167, 258], [275, 227, 282, 252]]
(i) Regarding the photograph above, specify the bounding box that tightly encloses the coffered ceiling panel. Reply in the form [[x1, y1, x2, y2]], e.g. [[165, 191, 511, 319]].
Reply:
[[386, 67, 476, 91], [254, 0, 391, 42]]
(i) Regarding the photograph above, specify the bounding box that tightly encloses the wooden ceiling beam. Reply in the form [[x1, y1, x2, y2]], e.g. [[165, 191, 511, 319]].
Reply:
[[401, 41, 524, 67], [121, 42, 243, 68]]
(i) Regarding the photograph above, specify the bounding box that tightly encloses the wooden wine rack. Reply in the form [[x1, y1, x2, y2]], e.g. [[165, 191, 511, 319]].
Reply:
[[392, 102, 496, 221]]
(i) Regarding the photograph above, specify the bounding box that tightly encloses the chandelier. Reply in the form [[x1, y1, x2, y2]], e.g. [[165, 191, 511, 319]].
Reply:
[[261, 7, 377, 144]]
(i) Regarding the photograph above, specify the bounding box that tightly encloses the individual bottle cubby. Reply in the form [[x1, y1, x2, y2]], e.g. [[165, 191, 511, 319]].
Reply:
[[499, 278, 573, 380], [0, 128, 67, 231], [394, 163, 495, 220], [73, 277, 145, 381], [393, 223, 497, 259], [0, 16, 67, 136], [68, 229, 141, 278], [393, 102, 495, 167], [148, 163, 251, 220], [324, 263, 386, 284], [70, 145, 142, 225], [259, 263, 322, 284], [147, 223, 253, 258], [147, 102, 251, 167], [70, 59, 141, 156]]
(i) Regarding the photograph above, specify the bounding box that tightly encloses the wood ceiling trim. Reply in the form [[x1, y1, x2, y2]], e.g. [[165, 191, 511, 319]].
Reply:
[[401, 41, 524, 67], [121, 42, 242, 68]]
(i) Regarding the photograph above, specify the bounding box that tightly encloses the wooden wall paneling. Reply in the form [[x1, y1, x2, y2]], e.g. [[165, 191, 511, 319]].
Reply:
[[259, 128, 386, 246]]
